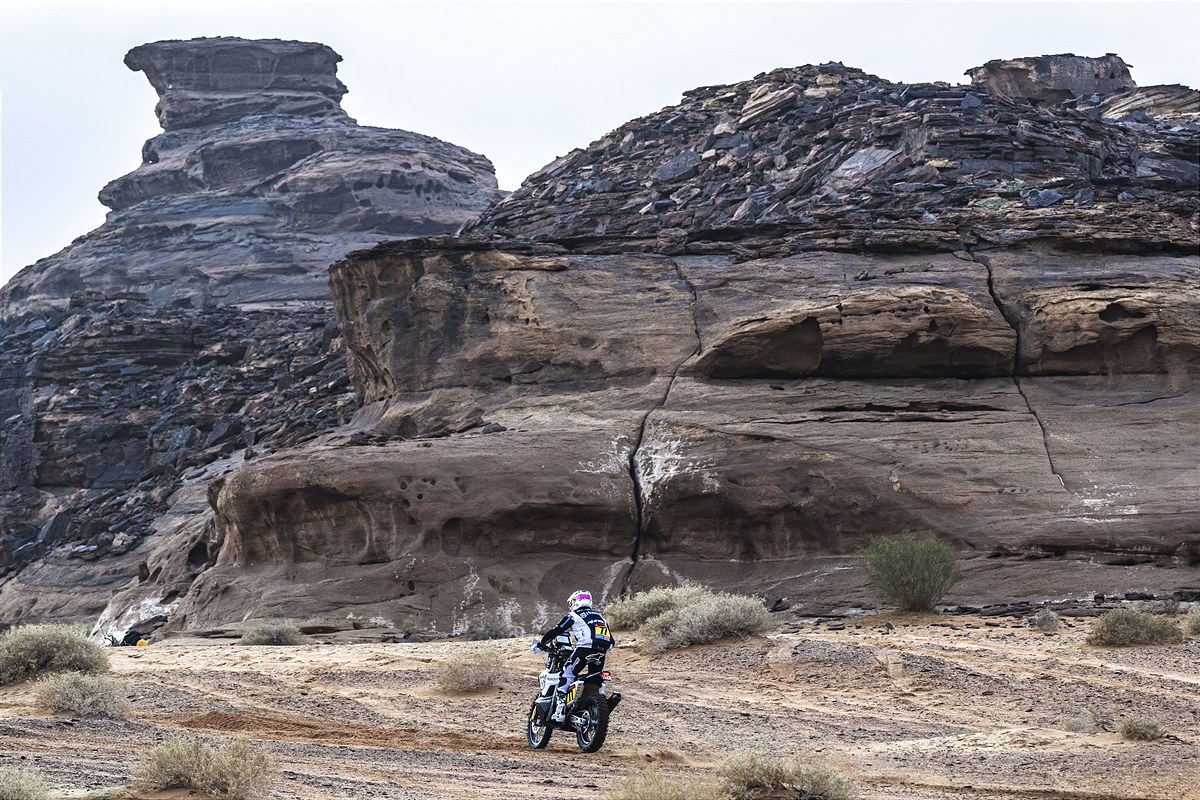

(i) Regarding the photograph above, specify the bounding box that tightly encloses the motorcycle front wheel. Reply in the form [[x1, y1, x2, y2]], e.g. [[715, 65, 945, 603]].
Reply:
[[575, 694, 609, 753], [527, 700, 552, 749]]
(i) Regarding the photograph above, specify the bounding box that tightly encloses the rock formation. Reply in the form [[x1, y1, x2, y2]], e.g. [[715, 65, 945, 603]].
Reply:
[[0, 38, 503, 627], [156, 55, 1198, 634], [0, 37, 504, 321]]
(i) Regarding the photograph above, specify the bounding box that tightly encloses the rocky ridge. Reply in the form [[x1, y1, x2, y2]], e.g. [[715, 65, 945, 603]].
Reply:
[[467, 57, 1197, 254], [157, 55, 1200, 635], [0, 37, 504, 322]]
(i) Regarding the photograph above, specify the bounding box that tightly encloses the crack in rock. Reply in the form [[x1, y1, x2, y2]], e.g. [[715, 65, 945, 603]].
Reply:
[[619, 258, 703, 597], [976, 250, 1068, 491]]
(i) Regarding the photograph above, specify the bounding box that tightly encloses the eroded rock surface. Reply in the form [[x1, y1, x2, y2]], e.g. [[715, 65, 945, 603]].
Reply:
[[0, 37, 503, 322], [466, 56, 1195, 252], [158, 55, 1200, 633], [0, 37, 504, 629]]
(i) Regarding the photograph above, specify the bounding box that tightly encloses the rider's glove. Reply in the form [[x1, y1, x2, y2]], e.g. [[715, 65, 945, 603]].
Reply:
[[530, 638, 543, 653]]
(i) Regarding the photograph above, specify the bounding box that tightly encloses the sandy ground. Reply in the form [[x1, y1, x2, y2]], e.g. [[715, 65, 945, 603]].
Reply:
[[1, 615, 1197, 800]]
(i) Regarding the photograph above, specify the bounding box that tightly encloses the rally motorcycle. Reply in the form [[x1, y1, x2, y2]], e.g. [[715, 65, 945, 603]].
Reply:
[[526, 634, 622, 753]]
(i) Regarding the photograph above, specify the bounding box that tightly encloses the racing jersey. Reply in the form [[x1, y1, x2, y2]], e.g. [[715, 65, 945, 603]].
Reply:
[[539, 607, 615, 649]]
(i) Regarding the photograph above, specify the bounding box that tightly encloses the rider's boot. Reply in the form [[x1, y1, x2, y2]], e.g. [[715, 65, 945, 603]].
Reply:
[[550, 687, 567, 722]]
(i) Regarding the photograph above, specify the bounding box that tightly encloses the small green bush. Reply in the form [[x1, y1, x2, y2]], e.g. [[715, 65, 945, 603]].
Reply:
[[860, 535, 962, 612], [133, 736, 276, 799], [1030, 608, 1061, 632], [434, 645, 505, 693], [0, 624, 110, 685], [1086, 610, 1184, 646], [643, 592, 777, 652], [719, 752, 857, 800], [605, 765, 723, 800], [1120, 717, 1164, 741], [1184, 605, 1200, 636], [237, 623, 306, 646], [0, 766, 49, 800], [606, 584, 709, 629], [1060, 708, 1098, 733], [35, 671, 131, 719]]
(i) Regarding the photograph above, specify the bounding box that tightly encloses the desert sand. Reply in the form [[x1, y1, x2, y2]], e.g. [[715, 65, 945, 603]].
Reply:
[[1, 615, 1197, 799]]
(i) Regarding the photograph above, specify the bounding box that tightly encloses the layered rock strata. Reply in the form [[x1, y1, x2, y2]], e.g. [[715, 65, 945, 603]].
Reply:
[[0, 37, 504, 321], [187, 58, 1198, 632], [0, 297, 355, 623], [182, 238, 1198, 632], [0, 37, 504, 627]]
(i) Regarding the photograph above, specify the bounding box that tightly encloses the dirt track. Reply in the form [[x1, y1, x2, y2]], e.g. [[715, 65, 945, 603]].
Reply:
[[1, 616, 1197, 799]]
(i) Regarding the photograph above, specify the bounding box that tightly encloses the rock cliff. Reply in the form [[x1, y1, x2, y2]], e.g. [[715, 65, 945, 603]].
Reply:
[[167, 55, 1198, 634], [0, 38, 503, 628], [0, 37, 504, 321]]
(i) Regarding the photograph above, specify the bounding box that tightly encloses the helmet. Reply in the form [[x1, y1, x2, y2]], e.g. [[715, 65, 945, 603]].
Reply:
[[567, 589, 592, 612]]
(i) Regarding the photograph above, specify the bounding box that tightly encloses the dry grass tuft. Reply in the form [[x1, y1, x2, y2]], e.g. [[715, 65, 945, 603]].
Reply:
[[643, 592, 778, 652], [1060, 708, 1098, 733], [1185, 605, 1200, 636], [133, 736, 276, 799], [608, 584, 776, 651], [606, 584, 709, 629], [237, 623, 306, 646], [1120, 717, 1164, 741], [0, 624, 109, 686], [0, 766, 49, 800], [34, 671, 131, 719], [1030, 608, 1061, 632], [719, 752, 857, 800], [605, 765, 724, 800], [434, 645, 505, 693], [464, 611, 517, 641], [1086, 610, 1184, 646]]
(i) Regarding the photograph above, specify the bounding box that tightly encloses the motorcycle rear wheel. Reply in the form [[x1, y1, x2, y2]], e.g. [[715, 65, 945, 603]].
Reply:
[[527, 700, 552, 749], [575, 694, 609, 753]]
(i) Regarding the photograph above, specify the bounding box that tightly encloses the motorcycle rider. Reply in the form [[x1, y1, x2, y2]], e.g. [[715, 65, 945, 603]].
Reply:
[[536, 589, 614, 721]]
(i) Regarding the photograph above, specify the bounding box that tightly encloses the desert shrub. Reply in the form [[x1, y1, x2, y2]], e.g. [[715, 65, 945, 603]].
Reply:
[[1186, 605, 1200, 635], [605, 765, 724, 800], [859, 535, 962, 612], [0, 766, 49, 800], [719, 752, 857, 800], [434, 645, 505, 693], [464, 611, 516, 641], [1152, 598, 1180, 616], [237, 623, 305, 646], [133, 736, 275, 799], [642, 593, 777, 652], [1030, 608, 1061, 632], [1120, 717, 1164, 741], [1086, 610, 1184, 646], [605, 584, 709, 629], [0, 624, 110, 685], [1060, 708, 1098, 733], [34, 671, 131, 719]]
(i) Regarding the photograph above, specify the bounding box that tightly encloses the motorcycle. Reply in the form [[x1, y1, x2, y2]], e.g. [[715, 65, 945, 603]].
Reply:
[[526, 634, 622, 753]]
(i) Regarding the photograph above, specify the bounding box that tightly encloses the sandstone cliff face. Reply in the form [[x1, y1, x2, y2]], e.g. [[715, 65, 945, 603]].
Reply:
[[0, 38, 504, 630], [0, 37, 504, 322], [184, 55, 1198, 634]]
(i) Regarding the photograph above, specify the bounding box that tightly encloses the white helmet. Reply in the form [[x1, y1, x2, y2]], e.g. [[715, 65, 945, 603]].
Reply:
[[568, 589, 592, 612]]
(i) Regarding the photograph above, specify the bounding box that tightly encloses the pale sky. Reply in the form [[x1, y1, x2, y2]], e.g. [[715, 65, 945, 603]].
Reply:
[[2, 0, 1198, 284]]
